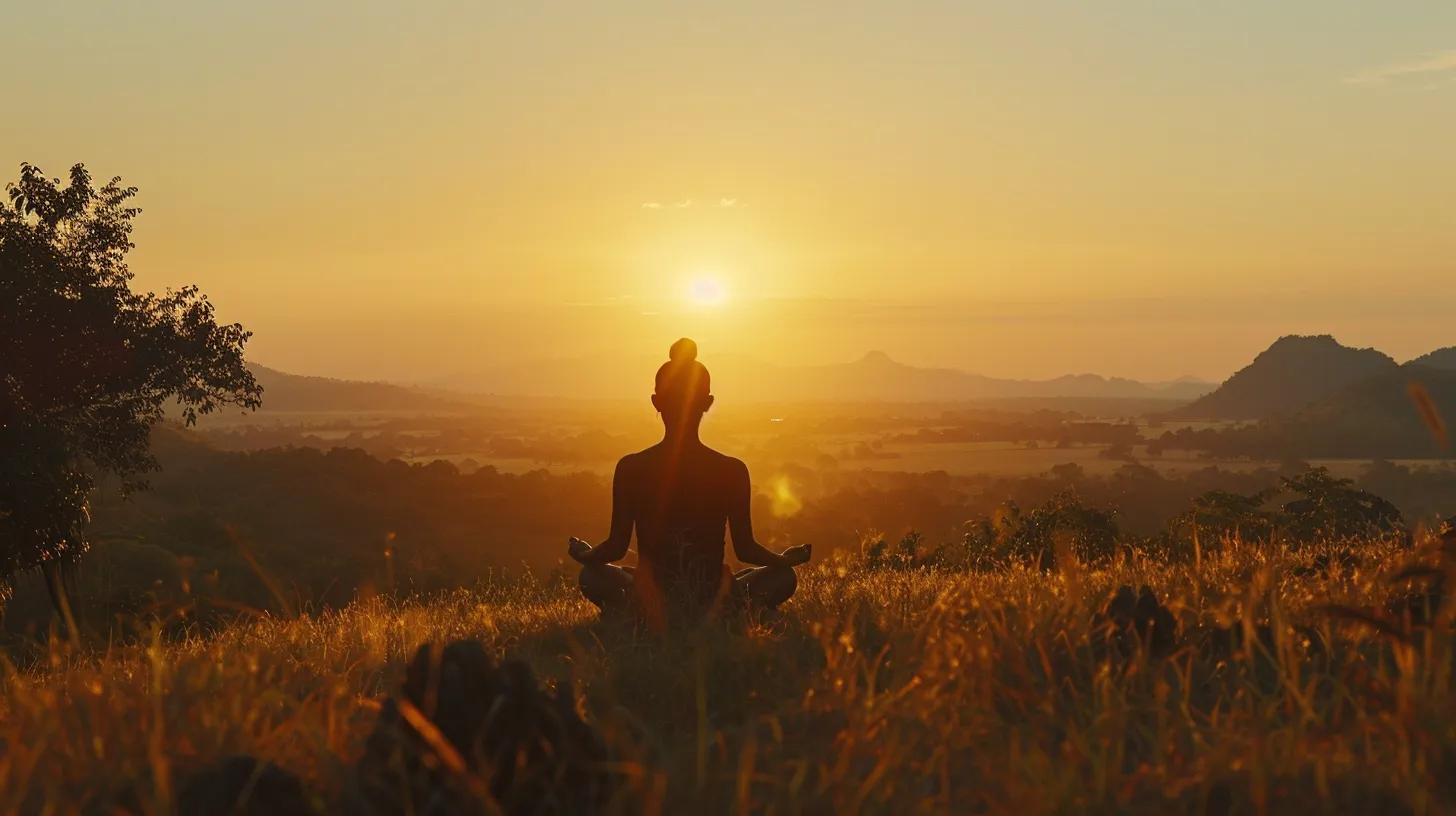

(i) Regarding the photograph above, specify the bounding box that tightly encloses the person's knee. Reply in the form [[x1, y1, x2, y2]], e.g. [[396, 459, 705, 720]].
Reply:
[[578, 564, 612, 603], [579, 563, 630, 608], [775, 564, 798, 600], [749, 563, 797, 607], [578, 564, 603, 603]]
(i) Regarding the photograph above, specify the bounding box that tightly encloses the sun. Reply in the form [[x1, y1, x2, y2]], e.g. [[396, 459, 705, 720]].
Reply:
[[687, 276, 727, 307]]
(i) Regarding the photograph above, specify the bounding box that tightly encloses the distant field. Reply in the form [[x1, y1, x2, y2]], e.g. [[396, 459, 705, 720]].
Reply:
[[405, 439, 1416, 482], [4, 537, 1450, 813], [198, 406, 1450, 483]]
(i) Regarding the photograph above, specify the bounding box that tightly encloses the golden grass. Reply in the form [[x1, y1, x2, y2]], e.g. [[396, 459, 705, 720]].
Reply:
[[3, 537, 1454, 814]]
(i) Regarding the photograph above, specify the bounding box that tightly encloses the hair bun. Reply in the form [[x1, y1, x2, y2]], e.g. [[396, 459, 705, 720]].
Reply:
[[669, 337, 698, 363]]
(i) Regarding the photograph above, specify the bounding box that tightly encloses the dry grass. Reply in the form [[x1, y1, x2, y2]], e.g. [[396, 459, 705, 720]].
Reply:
[[3, 537, 1455, 814]]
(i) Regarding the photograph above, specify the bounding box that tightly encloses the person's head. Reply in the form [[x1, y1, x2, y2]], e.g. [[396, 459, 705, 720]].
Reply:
[[652, 337, 714, 427]]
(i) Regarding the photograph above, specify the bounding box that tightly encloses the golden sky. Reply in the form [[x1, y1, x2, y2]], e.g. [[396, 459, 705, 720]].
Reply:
[[5, 2, 1455, 384]]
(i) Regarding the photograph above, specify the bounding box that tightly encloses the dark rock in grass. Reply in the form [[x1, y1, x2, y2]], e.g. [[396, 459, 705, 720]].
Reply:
[[1096, 585, 1178, 658], [351, 639, 616, 816], [177, 755, 313, 816]]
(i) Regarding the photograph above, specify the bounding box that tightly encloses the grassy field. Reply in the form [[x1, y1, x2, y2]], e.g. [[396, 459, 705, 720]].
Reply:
[[2, 536, 1453, 814]]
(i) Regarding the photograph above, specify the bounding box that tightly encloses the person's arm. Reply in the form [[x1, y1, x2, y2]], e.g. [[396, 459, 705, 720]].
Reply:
[[570, 457, 635, 565], [727, 459, 810, 568]]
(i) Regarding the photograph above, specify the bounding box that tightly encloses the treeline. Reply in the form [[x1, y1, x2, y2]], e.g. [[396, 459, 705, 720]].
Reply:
[[816, 467, 1436, 576], [884, 416, 1142, 448], [7, 431, 1454, 639], [205, 422, 643, 466], [768, 459, 1452, 559], [1147, 413, 1453, 460], [1, 429, 609, 636]]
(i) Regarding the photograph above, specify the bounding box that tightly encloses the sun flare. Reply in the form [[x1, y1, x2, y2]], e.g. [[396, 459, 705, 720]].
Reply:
[[687, 276, 727, 307]]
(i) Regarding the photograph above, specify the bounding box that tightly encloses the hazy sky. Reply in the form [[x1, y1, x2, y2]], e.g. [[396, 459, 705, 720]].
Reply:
[[5, 2, 1455, 383]]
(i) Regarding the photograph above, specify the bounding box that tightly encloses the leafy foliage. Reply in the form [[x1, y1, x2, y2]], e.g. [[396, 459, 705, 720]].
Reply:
[[1277, 468, 1406, 544], [1164, 488, 1277, 555], [0, 163, 261, 593], [961, 491, 1121, 569], [1165, 468, 1408, 555]]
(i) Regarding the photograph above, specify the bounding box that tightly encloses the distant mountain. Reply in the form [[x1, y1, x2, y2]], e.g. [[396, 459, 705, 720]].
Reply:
[[722, 351, 1213, 402], [442, 350, 1214, 403], [1166, 335, 1399, 420], [245, 363, 464, 412], [1408, 347, 1456, 371]]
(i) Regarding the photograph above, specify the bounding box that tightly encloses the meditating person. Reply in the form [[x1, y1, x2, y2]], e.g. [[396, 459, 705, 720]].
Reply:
[[567, 338, 810, 625]]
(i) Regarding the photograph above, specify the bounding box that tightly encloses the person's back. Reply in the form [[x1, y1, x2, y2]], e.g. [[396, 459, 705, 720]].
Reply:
[[568, 338, 809, 625], [617, 442, 741, 606]]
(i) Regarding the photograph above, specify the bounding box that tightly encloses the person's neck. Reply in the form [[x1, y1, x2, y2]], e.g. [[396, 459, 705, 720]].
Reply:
[[661, 416, 704, 447]]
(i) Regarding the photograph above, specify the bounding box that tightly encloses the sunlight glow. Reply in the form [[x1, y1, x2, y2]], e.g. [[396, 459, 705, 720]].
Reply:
[[687, 277, 727, 307], [770, 475, 803, 518]]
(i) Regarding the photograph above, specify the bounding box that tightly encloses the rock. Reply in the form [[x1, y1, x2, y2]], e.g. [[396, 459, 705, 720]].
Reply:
[[352, 639, 616, 815], [176, 755, 313, 816], [1096, 585, 1178, 657]]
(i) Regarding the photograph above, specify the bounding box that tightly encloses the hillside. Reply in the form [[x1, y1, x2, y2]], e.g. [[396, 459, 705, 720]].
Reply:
[[1266, 364, 1456, 456], [447, 351, 1214, 403], [1409, 346, 1456, 370], [245, 363, 465, 413], [3, 544, 1447, 814], [1153, 363, 1456, 459], [1166, 335, 1399, 420]]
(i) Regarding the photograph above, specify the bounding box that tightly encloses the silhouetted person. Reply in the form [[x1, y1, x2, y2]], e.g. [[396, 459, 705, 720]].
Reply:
[[569, 338, 809, 626]]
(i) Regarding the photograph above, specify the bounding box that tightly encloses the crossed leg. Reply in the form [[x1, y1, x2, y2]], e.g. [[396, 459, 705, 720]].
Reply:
[[578, 563, 635, 612], [732, 564, 798, 609], [580, 562, 798, 614]]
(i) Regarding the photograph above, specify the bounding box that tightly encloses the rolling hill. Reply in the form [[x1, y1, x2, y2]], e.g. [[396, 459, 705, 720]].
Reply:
[[1165, 335, 1399, 420], [244, 363, 465, 413], [443, 351, 1214, 404]]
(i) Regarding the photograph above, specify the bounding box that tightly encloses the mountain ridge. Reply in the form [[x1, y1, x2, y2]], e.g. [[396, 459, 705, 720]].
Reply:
[[433, 351, 1215, 403], [1165, 335, 1400, 420], [1408, 346, 1456, 370], [244, 363, 465, 412]]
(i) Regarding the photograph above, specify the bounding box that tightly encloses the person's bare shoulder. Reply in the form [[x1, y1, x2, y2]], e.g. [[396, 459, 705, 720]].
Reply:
[[714, 451, 750, 483], [615, 449, 648, 474]]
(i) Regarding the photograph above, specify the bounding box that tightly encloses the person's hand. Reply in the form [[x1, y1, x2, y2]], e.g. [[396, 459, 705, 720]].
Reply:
[[567, 537, 593, 563], [780, 543, 812, 567]]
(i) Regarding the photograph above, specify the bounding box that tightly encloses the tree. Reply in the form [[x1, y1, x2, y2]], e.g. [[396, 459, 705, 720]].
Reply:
[[1160, 468, 1409, 556], [1277, 468, 1406, 545], [964, 491, 1121, 570], [1, 163, 261, 614], [1162, 487, 1276, 558]]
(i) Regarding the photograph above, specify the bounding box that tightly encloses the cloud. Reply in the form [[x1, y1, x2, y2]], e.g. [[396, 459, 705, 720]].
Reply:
[[640, 197, 741, 210], [1346, 49, 1456, 86]]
